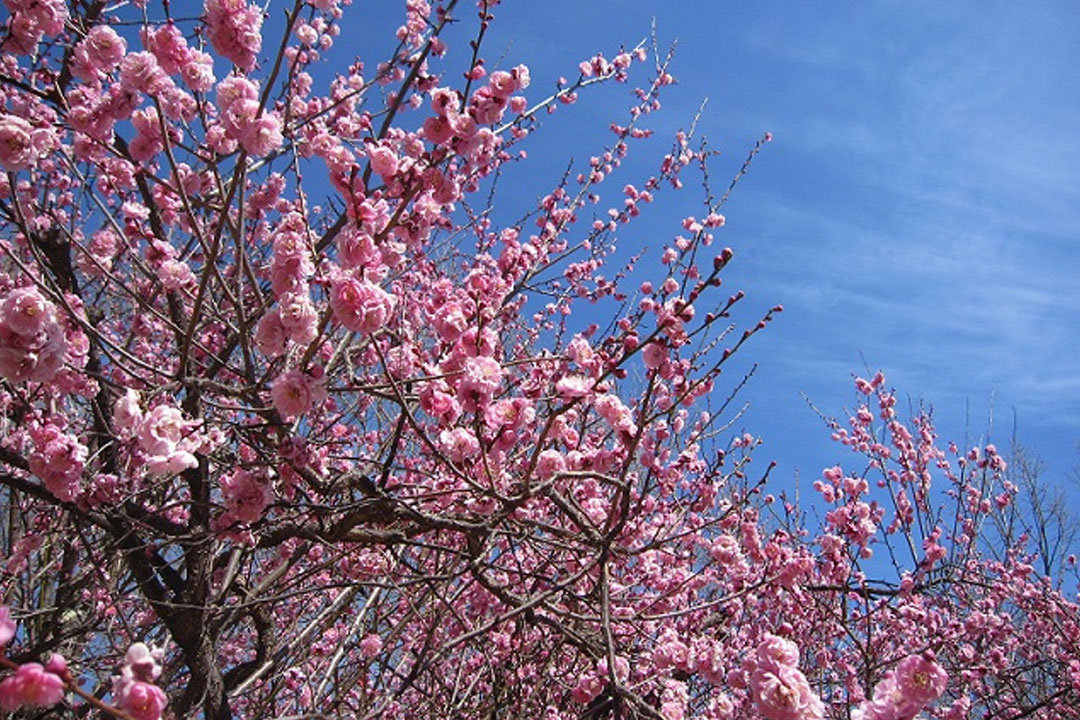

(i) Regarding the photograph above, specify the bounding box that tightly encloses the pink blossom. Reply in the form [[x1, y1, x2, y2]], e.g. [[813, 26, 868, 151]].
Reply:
[[124, 642, 162, 680], [438, 427, 480, 464], [180, 49, 217, 92], [369, 144, 399, 179], [485, 397, 535, 430], [360, 634, 383, 659], [255, 308, 288, 357], [653, 629, 691, 672], [0, 606, 15, 648], [1, 287, 51, 336], [422, 115, 454, 145], [138, 404, 187, 457], [120, 52, 172, 95], [271, 369, 325, 418], [555, 374, 590, 398], [751, 664, 824, 720], [145, 451, 199, 477], [29, 425, 86, 502], [419, 384, 462, 424], [220, 469, 272, 523], [204, 0, 263, 70], [570, 672, 604, 705], [885, 653, 947, 716], [215, 76, 259, 118], [0, 663, 65, 711], [660, 679, 688, 720], [71, 25, 127, 80], [755, 634, 801, 672], [44, 653, 66, 677], [118, 681, 168, 720], [113, 389, 144, 438], [0, 115, 36, 171], [277, 292, 319, 345], [459, 355, 503, 400], [642, 341, 667, 370], [240, 114, 283, 156], [112, 644, 167, 720], [595, 393, 637, 433], [330, 275, 394, 334], [143, 22, 189, 75], [749, 634, 824, 720], [159, 259, 196, 290], [536, 449, 566, 480]]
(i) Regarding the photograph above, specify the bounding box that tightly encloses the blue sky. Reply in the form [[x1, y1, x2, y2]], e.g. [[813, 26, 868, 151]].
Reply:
[[444, 1, 1080, 494]]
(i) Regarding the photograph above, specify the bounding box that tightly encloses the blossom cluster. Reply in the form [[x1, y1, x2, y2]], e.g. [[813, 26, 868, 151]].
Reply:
[[0, 606, 168, 719], [746, 634, 825, 720], [855, 653, 948, 720], [0, 287, 68, 383]]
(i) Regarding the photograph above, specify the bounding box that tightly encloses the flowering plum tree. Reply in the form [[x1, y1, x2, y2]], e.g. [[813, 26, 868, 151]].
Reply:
[[0, 1, 1077, 719]]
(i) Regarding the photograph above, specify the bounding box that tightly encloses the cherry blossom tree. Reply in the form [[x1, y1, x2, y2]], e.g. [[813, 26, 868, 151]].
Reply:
[[0, 1, 1077, 719]]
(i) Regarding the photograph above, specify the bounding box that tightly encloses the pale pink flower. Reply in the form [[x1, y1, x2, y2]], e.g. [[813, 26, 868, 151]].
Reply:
[[748, 634, 824, 720], [555, 375, 590, 398], [138, 404, 187, 457], [29, 425, 86, 502], [485, 397, 535, 430], [1, 287, 51, 336], [159, 259, 195, 290], [271, 369, 324, 418], [368, 144, 399, 180], [71, 25, 127, 80], [536, 449, 566, 480], [143, 22, 189, 75], [240, 114, 283, 157], [215, 76, 259, 116], [120, 52, 171, 95], [337, 228, 379, 269], [653, 629, 691, 672], [254, 308, 287, 357], [422, 115, 454, 145], [570, 672, 604, 705], [180, 49, 216, 92], [751, 664, 824, 720], [113, 389, 144, 438], [755, 634, 801, 672], [595, 393, 636, 433], [660, 678, 688, 720], [145, 451, 198, 477], [204, 0, 263, 70], [459, 355, 503, 398], [642, 341, 667, 370], [419, 384, 461, 424], [892, 653, 947, 708], [330, 275, 394, 334], [438, 427, 480, 464], [220, 469, 272, 523], [112, 644, 167, 720], [277, 292, 318, 345], [0, 115, 36, 171]]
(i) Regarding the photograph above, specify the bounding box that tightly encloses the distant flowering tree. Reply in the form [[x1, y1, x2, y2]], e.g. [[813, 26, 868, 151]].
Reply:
[[0, 1, 1078, 719]]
